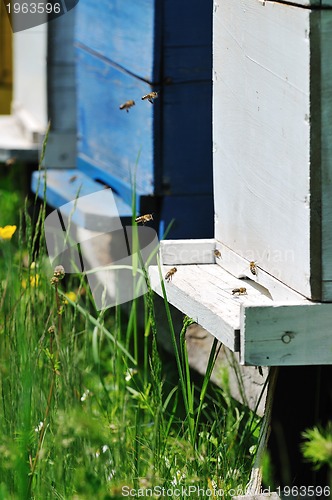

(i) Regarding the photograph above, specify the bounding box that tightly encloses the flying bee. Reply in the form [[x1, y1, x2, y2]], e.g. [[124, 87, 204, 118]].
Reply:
[[5, 157, 16, 166], [232, 287, 247, 295], [141, 91, 159, 104], [135, 213, 153, 225], [69, 175, 77, 183], [119, 100, 135, 112], [165, 267, 177, 282], [249, 261, 258, 275], [214, 249, 221, 259]]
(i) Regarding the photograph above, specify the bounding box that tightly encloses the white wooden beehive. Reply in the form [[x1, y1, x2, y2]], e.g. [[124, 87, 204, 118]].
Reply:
[[214, 0, 332, 301], [149, 0, 332, 367]]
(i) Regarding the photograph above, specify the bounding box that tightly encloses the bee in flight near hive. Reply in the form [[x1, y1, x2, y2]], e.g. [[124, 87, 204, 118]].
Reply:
[[249, 261, 258, 275], [214, 249, 221, 259], [141, 91, 159, 104], [165, 267, 177, 282], [232, 287, 247, 296], [135, 213, 153, 225], [5, 157, 16, 166], [119, 100, 135, 112]]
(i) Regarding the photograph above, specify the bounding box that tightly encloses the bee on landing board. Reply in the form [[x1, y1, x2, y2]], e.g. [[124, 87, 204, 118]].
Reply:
[[119, 100, 135, 112], [141, 91, 159, 104], [135, 214, 153, 225], [249, 261, 258, 276], [232, 287, 247, 296], [165, 267, 177, 282]]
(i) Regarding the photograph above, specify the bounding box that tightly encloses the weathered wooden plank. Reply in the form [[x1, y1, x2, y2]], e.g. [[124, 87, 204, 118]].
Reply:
[[150, 265, 239, 351], [240, 302, 332, 365], [149, 261, 275, 352], [214, 0, 315, 298]]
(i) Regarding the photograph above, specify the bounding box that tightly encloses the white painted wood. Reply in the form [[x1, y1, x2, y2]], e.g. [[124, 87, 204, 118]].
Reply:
[[0, 23, 47, 160], [160, 239, 217, 265], [216, 243, 309, 302], [149, 240, 332, 366], [240, 302, 332, 365], [150, 265, 238, 351], [0, 115, 39, 162], [12, 24, 47, 139], [149, 261, 276, 352], [214, 0, 311, 296], [161, 239, 308, 302], [213, 0, 332, 301]]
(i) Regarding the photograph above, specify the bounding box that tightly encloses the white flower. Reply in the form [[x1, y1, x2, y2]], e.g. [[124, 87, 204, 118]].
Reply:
[[80, 389, 90, 402], [171, 470, 186, 486], [34, 421, 44, 432], [125, 368, 138, 382], [107, 469, 116, 481]]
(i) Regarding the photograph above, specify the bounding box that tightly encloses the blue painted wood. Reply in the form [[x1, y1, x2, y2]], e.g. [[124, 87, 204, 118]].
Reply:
[[160, 195, 214, 240], [31, 169, 132, 229], [76, 52, 212, 198], [76, 47, 155, 198], [162, 81, 212, 195], [73, 0, 214, 238], [75, 0, 158, 83], [163, 0, 212, 83]]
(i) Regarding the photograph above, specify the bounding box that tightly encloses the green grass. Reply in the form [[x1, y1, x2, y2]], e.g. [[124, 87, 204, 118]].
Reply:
[[0, 187, 262, 499]]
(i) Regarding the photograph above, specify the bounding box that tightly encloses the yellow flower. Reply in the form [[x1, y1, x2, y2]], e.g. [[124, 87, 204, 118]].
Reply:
[[0, 225, 17, 240], [64, 291, 77, 304], [22, 274, 40, 289]]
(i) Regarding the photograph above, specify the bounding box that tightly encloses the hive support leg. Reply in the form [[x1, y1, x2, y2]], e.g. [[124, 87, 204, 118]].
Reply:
[[246, 367, 279, 495]]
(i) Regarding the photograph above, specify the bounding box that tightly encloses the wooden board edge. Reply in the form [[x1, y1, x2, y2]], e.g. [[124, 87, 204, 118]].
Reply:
[[160, 238, 217, 265], [149, 265, 239, 351], [240, 302, 332, 366]]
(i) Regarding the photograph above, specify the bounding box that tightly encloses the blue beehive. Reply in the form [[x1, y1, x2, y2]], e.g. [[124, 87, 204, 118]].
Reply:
[[33, 0, 213, 239], [74, 0, 213, 238]]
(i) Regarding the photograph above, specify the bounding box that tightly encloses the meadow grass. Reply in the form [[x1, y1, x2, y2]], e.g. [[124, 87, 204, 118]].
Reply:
[[0, 189, 262, 499]]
